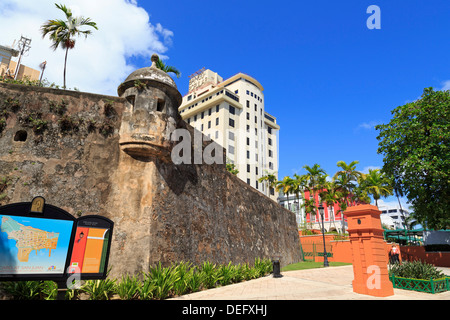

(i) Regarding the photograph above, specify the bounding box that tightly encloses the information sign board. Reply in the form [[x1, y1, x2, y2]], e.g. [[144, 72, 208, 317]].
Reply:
[[0, 197, 113, 282]]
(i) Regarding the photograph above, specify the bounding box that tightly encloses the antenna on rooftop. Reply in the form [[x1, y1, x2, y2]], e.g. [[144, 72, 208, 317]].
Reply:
[[14, 35, 32, 80]]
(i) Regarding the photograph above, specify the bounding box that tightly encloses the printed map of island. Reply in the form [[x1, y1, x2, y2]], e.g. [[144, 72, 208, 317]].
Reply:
[[1, 215, 59, 262]]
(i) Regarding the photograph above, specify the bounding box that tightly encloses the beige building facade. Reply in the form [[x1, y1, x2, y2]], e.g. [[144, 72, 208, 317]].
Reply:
[[0, 44, 40, 81], [179, 69, 280, 200]]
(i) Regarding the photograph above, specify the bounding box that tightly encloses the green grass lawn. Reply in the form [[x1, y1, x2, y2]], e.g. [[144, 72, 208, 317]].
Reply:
[[281, 261, 352, 272]]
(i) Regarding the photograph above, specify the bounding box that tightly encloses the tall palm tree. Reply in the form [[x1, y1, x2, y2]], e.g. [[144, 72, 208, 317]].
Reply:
[[332, 173, 355, 235], [258, 171, 277, 197], [361, 169, 393, 208], [319, 181, 340, 227], [333, 161, 362, 197], [41, 3, 98, 89], [155, 57, 181, 78], [276, 176, 295, 211], [303, 164, 327, 223]]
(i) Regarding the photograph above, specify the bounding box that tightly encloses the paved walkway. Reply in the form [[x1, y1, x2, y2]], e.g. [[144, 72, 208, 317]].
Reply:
[[172, 265, 450, 300]]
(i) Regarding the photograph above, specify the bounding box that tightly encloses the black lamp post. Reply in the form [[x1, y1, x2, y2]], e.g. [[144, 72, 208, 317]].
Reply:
[[318, 203, 329, 267]]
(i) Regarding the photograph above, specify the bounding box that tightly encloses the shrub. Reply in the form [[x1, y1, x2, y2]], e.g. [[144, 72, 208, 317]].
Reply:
[[82, 278, 117, 300], [389, 260, 446, 280], [114, 274, 141, 300]]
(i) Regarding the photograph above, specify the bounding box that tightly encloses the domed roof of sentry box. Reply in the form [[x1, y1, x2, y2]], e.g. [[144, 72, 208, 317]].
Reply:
[[117, 54, 181, 102]]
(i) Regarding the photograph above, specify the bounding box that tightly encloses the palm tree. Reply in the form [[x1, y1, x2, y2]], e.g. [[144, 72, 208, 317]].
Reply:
[[333, 161, 362, 200], [258, 171, 278, 197], [155, 57, 181, 78], [361, 169, 393, 208], [319, 181, 340, 230], [41, 3, 98, 89], [332, 173, 354, 235], [303, 164, 327, 223], [276, 176, 295, 211]]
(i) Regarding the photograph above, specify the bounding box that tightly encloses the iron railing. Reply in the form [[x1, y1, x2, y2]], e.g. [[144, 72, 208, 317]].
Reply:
[[390, 275, 450, 294]]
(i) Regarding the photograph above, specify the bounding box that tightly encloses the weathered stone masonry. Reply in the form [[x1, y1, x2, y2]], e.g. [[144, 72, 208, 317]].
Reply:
[[0, 60, 301, 279]]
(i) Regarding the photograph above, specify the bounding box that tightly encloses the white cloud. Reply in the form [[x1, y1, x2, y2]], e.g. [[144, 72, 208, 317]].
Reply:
[[357, 121, 380, 130], [0, 0, 174, 95], [361, 166, 381, 174], [440, 80, 450, 91]]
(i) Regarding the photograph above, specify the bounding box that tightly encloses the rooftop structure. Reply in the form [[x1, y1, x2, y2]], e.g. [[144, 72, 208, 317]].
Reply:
[[179, 69, 280, 200]]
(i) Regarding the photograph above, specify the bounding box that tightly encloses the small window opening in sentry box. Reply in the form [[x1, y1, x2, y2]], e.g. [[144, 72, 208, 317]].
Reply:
[[14, 130, 27, 142], [156, 98, 165, 112], [126, 95, 135, 107]]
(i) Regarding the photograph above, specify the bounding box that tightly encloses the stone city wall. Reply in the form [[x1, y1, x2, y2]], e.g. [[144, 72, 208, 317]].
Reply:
[[0, 82, 301, 279]]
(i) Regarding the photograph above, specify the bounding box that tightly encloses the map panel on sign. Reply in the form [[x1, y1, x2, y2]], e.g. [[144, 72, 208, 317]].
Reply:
[[0, 215, 74, 275]]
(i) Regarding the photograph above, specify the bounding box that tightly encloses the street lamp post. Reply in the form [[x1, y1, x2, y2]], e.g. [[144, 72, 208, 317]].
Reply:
[[318, 203, 329, 267]]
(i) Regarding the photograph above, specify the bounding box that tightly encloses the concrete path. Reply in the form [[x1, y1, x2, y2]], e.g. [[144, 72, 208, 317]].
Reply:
[[171, 265, 450, 300]]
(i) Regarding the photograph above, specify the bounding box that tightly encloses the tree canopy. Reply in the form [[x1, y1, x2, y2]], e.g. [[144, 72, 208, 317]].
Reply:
[[375, 87, 450, 229]]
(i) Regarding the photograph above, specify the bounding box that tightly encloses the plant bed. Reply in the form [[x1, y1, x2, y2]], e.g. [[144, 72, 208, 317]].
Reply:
[[390, 275, 450, 294], [389, 260, 450, 294]]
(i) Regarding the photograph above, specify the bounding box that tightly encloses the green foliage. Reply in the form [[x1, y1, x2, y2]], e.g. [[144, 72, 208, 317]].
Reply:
[[145, 262, 181, 300], [226, 162, 239, 175], [134, 80, 147, 91], [0, 281, 43, 300], [0, 258, 273, 300], [82, 278, 117, 300], [49, 99, 68, 115], [155, 57, 181, 78], [20, 112, 48, 134], [114, 274, 141, 300], [376, 87, 450, 229], [389, 260, 446, 280], [199, 261, 221, 289]]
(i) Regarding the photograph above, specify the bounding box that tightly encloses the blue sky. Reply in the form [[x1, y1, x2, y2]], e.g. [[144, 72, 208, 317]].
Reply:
[[139, 0, 450, 210], [1, 0, 449, 211]]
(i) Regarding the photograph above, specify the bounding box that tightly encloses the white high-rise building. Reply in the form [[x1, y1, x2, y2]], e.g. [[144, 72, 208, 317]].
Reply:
[[179, 69, 280, 200]]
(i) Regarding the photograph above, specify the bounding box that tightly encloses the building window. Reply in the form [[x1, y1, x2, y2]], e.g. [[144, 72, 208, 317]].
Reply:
[[268, 138, 272, 146], [247, 137, 250, 145], [216, 118, 219, 126], [208, 121, 211, 129], [268, 127, 272, 134], [194, 115, 197, 121], [201, 124, 204, 131], [256, 180, 258, 189], [246, 90, 249, 95], [246, 112, 250, 120], [269, 150, 273, 157], [229, 131, 234, 140], [255, 104, 257, 111], [246, 100, 249, 108], [247, 179, 250, 185], [247, 164, 250, 173], [201, 112, 204, 119], [255, 116, 257, 124], [208, 108, 212, 116], [255, 167, 258, 175], [246, 125, 250, 132], [247, 150, 250, 159], [269, 162, 273, 170], [216, 105, 219, 112], [229, 118, 235, 127], [215, 131, 219, 139], [229, 145, 235, 154], [229, 105, 235, 115]]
